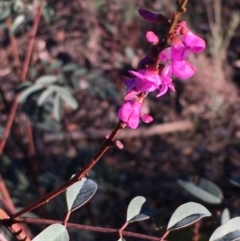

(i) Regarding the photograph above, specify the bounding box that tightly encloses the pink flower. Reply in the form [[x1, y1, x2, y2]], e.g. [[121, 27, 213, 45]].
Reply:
[[129, 70, 161, 93], [146, 31, 159, 45], [118, 100, 153, 129], [118, 100, 142, 129]]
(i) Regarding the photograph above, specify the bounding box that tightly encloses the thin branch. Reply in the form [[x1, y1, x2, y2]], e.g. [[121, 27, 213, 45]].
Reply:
[[6, 217, 161, 241], [0, 0, 45, 154], [12, 121, 126, 218]]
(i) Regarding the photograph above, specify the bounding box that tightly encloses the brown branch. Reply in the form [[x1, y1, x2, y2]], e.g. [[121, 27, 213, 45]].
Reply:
[[0, 0, 45, 155], [6, 18, 21, 77], [12, 121, 126, 218], [5, 217, 161, 241]]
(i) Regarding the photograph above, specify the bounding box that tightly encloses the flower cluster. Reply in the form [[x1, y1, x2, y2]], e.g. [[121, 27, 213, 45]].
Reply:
[[118, 9, 205, 129]]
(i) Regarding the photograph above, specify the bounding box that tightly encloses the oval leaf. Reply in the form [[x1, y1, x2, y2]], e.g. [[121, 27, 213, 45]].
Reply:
[[10, 15, 25, 35], [37, 88, 54, 105], [53, 94, 62, 121], [126, 196, 160, 223], [177, 176, 223, 204], [167, 202, 211, 231], [33, 224, 69, 241], [221, 208, 230, 225], [210, 217, 240, 241], [66, 177, 97, 212], [36, 75, 58, 85], [49, 85, 78, 109], [18, 85, 43, 103], [118, 239, 126, 241]]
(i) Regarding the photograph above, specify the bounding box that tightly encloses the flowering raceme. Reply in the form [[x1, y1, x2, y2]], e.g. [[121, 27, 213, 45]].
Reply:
[[118, 10, 205, 129]]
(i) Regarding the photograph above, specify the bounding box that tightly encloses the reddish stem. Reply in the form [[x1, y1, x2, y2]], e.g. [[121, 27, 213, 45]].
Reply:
[[3, 216, 161, 241]]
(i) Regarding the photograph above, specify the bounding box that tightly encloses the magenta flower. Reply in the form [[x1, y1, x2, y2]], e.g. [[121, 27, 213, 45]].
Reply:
[[146, 31, 159, 45], [118, 100, 153, 129], [118, 100, 142, 129], [129, 70, 161, 93]]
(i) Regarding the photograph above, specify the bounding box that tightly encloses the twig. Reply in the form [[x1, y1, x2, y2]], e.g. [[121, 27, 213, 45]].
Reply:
[[12, 121, 126, 218], [5, 217, 161, 241], [0, 0, 45, 154]]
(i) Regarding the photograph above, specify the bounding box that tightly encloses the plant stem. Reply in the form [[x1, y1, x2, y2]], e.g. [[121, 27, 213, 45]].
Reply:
[[4, 216, 161, 241], [12, 121, 126, 218]]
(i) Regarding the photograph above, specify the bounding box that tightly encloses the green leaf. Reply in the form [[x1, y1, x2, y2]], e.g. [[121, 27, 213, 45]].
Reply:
[[59, 92, 78, 109], [15, 82, 32, 93], [126, 196, 160, 223], [18, 85, 43, 103], [74, 68, 87, 76], [55, 87, 78, 109], [118, 239, 126, 241], [0, 7, 11, 21], [53, 94, 61, 121], [177, 176, 223, 204], [10, 15, 25, 35], [37, 88, 54, 106], [66, 177, 97, 212], [32, 224, 69, 241], [63, 63, 79, 72], [210, 217, 240, 241], [167, 202, 211, 231], [36, 75, 58, 85], [221, 208, 230, 225]]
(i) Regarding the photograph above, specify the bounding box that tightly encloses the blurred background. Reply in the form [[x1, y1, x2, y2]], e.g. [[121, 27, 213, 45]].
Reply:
[[0, 0, 240, 240]]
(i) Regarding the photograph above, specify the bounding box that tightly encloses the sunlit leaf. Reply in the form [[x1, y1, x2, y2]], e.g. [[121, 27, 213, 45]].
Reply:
[[53, 94, 61, 121], [177, 176, 223, 204], [37, 88, 54, 106], [33, 224, 69, 241], [167, 202, 211, 231], [221, 208, 230, 225], [126, 196, 160, 223], [18, 85, 43, 103], [36, 75, 58, 85], [210, 217, 240, 241], [10, 15, 25, 35], [66, 177, 97, 212]]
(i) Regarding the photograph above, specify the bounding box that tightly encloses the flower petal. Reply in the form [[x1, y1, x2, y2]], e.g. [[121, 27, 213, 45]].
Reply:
[[146, 31, 159, 44], [183, 31, 205, 53], [140, 114, 153, 123], [172, 60, 196, 79], [159, 47, 171, 61], [171, 42, 191, 61]]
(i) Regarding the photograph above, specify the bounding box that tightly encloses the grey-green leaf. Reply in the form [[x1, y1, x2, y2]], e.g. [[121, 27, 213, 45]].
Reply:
[[37, 88, 54, 105], [49, 85, 78, 109], [36, 75, 58, 85], [66, 177, 97, 212], [228, 177, 240, 188], [177, 176, 223, 204], [210, 217, 240, 241], [167, 202, 211, 231], [18, 85, 43, 103], [63, 63, 79, 72], [126, 196, 159, 223], [118, 239, 126, 241], [221, 208, 230, 225], [53, 94, 61, 121], [33, 224, 69, 241], [10, 15, 25, 35]]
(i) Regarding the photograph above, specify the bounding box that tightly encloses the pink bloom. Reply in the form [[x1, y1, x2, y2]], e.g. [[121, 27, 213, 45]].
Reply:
[[146, 31, 159, 44], [118, 100, 142, 129], [129, 70, 161, 92]]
